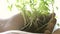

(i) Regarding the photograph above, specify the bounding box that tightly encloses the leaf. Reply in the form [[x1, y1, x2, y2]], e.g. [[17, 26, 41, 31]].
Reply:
[[44, 1, 49, 6], [8, 4, 13, 11], [15, 4, 21, 8], [40, 0, 44, 1], [16, 0, 19, 2]]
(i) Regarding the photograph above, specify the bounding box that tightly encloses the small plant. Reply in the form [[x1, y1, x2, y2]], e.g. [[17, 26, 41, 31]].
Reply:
[[7, 0, 56, 33]]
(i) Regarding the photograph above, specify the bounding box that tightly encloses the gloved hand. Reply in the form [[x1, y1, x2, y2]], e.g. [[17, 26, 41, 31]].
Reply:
[[52, 28, 60, 34], [44, 13, 56, 34]]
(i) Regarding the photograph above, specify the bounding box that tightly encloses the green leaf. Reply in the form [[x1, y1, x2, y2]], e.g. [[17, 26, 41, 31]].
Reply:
[[8, 4, 13, 11], [44, 1, 49, 6], [15, 4, 21, 8], [16, 0, 20, 3]]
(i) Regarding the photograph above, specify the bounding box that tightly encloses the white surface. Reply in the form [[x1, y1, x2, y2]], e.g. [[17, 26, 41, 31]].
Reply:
[[0, 30, 40, 34], [0, 0, 20, 19]]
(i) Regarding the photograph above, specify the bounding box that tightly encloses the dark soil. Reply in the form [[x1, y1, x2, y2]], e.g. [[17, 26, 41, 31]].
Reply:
[[21, 13, 56, 33]]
